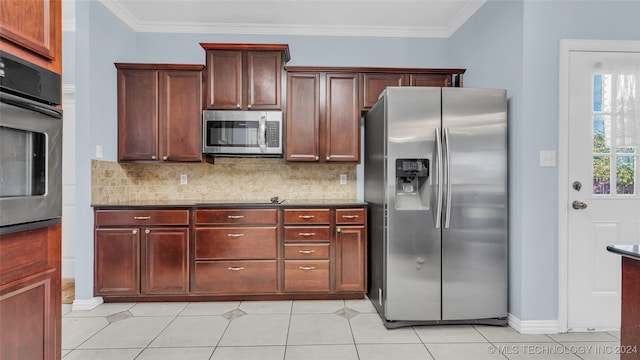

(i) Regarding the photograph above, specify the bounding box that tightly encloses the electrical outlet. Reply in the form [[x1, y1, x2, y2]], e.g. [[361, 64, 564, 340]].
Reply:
[[339, 174, 347, 185], [96, 145, 103, 159], [180, 174, 187, 185]]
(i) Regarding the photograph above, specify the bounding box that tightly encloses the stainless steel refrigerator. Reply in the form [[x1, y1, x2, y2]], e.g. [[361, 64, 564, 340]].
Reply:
[[364, 87, 508, 328]]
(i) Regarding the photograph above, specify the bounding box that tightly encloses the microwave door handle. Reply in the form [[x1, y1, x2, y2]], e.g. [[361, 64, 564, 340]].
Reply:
[[258, 115, 267, 152]]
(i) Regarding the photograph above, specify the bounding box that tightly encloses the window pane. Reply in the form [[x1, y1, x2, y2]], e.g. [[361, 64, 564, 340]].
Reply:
[[593, 156, 611, 195], [593, 74, 603, 112], [616, 156, 635, 195], [593, 115, 610, 153]]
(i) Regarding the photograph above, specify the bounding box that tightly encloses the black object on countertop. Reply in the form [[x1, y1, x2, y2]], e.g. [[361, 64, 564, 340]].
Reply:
[[607, 245, 640, 261]]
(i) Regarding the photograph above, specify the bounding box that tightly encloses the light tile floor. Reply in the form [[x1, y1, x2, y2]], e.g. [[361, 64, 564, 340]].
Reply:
[[62, 299, 622, 360]]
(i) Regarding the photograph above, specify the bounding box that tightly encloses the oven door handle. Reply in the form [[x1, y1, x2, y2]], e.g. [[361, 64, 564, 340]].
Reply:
[[1, 92, 62, 119]]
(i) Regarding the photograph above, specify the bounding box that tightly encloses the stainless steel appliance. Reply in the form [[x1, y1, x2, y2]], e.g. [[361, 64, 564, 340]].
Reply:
[[203, 110, 282, 156], [365, 87, 508, 328], [0, 51, 62, 227]]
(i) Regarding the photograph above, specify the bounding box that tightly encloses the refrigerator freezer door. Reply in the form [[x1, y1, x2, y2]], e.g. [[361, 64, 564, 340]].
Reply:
[[441, 87, 508, 320], [384, 87, 442, 321]]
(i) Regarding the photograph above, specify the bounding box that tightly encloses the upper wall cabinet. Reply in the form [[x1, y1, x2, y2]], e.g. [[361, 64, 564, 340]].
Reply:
[[0, 0, 62, 74], [360, 68, 466, 110], [116, 63, 204, 163], [201, 43, 290, 110], [285, 68, 360, 163]]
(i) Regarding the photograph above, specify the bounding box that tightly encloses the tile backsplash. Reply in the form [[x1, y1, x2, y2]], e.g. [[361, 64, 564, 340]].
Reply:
[[91, 158, 357, 204]]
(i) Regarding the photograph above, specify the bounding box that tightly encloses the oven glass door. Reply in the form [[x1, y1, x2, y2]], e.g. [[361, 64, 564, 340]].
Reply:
[[0, 126, 47, 197]]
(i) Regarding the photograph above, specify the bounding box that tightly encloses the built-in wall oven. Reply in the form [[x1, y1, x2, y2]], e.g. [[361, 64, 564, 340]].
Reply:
[[0, 51, 62, 228]]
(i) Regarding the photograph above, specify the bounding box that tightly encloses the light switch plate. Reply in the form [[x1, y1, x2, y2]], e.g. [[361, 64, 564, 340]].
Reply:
[[539, 150, 556, 167], [95, 145, 103, 159], [180, 174, 187, 185]]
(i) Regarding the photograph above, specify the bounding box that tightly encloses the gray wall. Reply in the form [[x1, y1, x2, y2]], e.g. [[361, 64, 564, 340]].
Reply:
[[66, 0, 640, 322]]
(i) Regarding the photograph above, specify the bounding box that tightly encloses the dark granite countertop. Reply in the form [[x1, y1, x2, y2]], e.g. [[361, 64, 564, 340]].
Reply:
[[92, 199, 367, 208], [607, 245, 640, 261]]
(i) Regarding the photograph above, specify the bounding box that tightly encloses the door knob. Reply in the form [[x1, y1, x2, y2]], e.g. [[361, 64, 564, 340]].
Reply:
[[572, 200, 588, 210], [572, 181, 582, 191]]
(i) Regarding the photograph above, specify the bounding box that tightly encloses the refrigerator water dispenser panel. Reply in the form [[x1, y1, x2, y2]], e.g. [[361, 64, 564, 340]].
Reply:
[[395, 158, 430, 210]]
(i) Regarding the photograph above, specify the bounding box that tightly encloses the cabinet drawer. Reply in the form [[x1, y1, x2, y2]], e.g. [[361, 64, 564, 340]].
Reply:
[[194, 260, 277, 294], [336, 208, 365, 225], [195, 227, 277, 259], [284, 260, 330, 292], [283, 209, 330, 224], [95, 210, 189, 226], [195, 209, 277, 225], [284, 244, 330, 259], [283, 226, 330, 242]]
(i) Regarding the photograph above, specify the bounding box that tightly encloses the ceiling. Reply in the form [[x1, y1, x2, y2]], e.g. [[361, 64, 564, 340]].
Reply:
[[70, 0, 486, 38]]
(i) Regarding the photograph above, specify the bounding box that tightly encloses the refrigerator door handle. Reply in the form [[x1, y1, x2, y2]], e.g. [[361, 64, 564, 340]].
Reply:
[[433, 128, 443, 228], [443, 127, 452, 229]]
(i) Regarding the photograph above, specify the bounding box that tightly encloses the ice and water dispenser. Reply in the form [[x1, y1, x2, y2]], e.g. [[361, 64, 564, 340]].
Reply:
[[395, 159, 430, 210]]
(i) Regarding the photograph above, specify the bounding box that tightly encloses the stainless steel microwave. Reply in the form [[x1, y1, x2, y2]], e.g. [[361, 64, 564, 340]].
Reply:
[[202, 110, 283, 157]]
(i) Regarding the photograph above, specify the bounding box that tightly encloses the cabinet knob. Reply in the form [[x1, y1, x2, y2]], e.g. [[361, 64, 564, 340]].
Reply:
[[151, 155, 157, 160], [248, 104, 252, 109], [315, 156, 319, 161], [236, 104, 241, 109], [337, 227, 342, 233], [132, 229, 138, 235], [326, 156, 330, 161], [145, 229, 150, 234], [162, 156, 168, 161]]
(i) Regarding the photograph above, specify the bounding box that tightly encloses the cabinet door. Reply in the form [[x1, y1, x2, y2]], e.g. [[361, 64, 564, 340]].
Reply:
[[361, 73, 405, 109], [0, 0, 61, 73], [159, 70, 203, 162], [335, 225, 366, 292], [286, 72, 321, 161], [246, 51, 282, 110], [205, 50, 243, 109], [143, 228, 189, 295], [117, 69, 159, 161], [0, 270, 57, 360], [325, 73, 360, 163], [409, 73, 452, 87], [95, 228, 140, 295]]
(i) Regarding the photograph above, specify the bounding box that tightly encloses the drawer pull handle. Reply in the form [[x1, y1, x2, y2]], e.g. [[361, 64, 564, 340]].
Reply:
[[228, 267, 245, 271], [342, 215, 359, 219], [227, 215, 245, 219], [299, 232, 316, 237], [298, 215, 315, 219], [227, 233, 245, 237], [299, 249, 316, 254], [133, 216, 151, 220], [299, 266, 316, 271]]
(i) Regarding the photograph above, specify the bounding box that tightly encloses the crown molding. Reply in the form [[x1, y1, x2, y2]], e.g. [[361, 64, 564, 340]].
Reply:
[[98, 0, 484, 38]]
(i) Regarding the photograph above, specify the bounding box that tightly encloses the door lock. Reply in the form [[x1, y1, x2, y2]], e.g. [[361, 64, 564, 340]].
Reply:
[[572, 200, 588, 210], [572, 181, 582, 191]]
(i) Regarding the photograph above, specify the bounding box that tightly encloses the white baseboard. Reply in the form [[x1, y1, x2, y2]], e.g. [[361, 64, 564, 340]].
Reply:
[[508, 313, 561, 334], [72, 297, 104, 311]]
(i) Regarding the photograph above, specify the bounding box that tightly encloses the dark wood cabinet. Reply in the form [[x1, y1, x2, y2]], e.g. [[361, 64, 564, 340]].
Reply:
[[194, 208, 279, 294], [0, 0, 62, 74], [283, 209, 331, 292], [360, 69, 465, 109], [93, 205, 366, 301], [335, 208, 366, 292], [116, 63, 203, 163], [94, 209, 190, 297], [286, 69, 360, 163], [201, 43, 290, 110], [95, 228, 140, 295], [0, 221, 61, 360]]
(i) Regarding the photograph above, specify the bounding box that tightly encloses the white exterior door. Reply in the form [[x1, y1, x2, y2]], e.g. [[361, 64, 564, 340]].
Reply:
[[567, 49, 640, 331]]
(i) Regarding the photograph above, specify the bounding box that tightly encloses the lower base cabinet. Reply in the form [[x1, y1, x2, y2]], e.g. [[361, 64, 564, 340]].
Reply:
[[0, 222, 61, 360], [94, 205, 366, 301]]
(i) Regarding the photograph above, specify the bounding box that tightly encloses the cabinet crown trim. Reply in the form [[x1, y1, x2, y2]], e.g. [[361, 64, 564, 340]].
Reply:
[[284, 66, 465, 75], [199, 43, 291, 63]]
